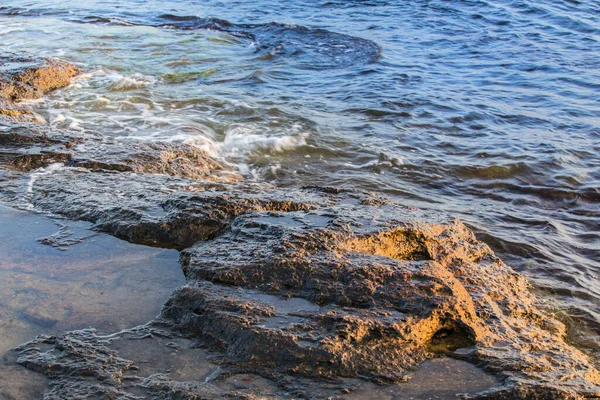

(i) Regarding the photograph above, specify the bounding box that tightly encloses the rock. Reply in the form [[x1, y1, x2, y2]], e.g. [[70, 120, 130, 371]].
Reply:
[[0, 121, 243, 183], [10, 171, 600, 398], [162, 202, 600, 397], [13, 328, 287, 400], [69, 139, 244, 182], [20, 168, 317, 248], [0, 54, 79, 125], [0, 123, 79, 171], [0, 54, 80, 102], [0, 108, 45, 124]]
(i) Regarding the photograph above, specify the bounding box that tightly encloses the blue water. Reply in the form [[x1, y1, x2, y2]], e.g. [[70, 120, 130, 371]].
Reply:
[[1, 0, 599, 356]]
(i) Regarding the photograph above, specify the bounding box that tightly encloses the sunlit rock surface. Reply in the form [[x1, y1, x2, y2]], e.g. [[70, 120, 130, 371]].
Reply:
[[0, 54, 80, 102]]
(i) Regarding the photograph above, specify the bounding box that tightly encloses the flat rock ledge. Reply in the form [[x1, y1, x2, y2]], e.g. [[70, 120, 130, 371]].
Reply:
[[1, 56, 599, 399], [0, 121, 242, 182]]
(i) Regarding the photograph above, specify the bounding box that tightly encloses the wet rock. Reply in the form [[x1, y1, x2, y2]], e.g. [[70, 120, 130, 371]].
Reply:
[[0, 120, 243, 184], [69, 139, 244, 182], [13, 328, 288, 399], [0, 54, 80, 102], [164, 204, 600, 397], [10, 169, 600, 398], [0, 123, 79, 171], [15, 331, 138, 399], [0, 107, 45, 124], [23, 169, 318, 248]]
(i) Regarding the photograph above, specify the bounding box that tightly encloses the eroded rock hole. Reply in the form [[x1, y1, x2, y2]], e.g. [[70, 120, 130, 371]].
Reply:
[[427, 323, 476, 353]]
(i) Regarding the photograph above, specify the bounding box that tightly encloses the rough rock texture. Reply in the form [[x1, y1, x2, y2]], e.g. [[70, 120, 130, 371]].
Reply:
[[2, 53, 599, 399], [68, 138, 243, 182], [0, 54, 80, 126], [164, 203, 600, 397], [8, 167, 600, 398], [0, 107, 45, 124], [0, 54, 80, 102], [0, 123, 79, 171], [13, 327, 359, 399]]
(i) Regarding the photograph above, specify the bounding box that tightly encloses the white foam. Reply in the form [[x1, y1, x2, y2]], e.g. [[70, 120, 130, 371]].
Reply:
[[67, 116, 85, 132], [74, 69, 106, 81], [19, 97, 46, 106], [381, 152, 404, 166], [70, 70, 155, 93], [181, 124, 309, 164], [223, 126, 309, 155], [107, 72, 155, 92], [51, 114, 67, 125], [96, 96, 111, 105]]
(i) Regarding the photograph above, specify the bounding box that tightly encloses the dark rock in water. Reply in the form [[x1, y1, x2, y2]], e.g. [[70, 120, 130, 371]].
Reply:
[[0, 121, 242, 184], [83, 14, 383, 71], [0, 54, 80, 102], [69, 139, 244, 182], [19, 168, 316, 248], [0, 123, 79, 171], [12, 327, 335, 399]]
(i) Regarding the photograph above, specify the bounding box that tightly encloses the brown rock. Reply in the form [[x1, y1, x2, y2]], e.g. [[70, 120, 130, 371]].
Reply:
[[1, 51, 597, 400], [0, 54, 80, 102], [11, 178, 600, 398]]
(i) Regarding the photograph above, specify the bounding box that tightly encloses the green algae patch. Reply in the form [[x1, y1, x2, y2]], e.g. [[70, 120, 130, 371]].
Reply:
[[162, 69, 218, 84]]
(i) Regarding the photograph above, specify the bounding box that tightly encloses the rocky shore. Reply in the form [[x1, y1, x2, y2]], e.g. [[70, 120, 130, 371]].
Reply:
[[1, 55, 599, 399]]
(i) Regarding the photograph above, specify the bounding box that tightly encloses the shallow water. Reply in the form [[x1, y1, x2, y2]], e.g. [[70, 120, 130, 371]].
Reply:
[[0, 0, 599, 357], [0, 205, 184, 355]]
